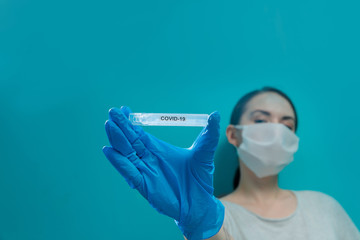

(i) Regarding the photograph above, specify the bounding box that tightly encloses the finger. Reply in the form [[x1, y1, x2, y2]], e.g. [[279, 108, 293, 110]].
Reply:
[[192, 111, 220, 152], [102, 146, 143, 189], [190, 112, 220, 189], [119, 106, 149, 138], [119, 106, 143, 133], [119, 106, 171, 153], [105, 119, 152, 169], [108, 107, 147, 158], [105, 119, 137, 157]]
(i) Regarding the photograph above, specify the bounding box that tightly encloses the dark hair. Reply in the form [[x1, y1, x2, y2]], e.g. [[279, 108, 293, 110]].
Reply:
[[231, 86, 298, 190]]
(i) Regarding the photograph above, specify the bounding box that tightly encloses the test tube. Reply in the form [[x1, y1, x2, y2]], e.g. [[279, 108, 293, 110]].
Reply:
[[129, 113, 209, 127]]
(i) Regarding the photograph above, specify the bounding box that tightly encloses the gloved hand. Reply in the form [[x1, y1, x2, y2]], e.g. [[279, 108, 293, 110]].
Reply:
[[102, 106, 225, 240]]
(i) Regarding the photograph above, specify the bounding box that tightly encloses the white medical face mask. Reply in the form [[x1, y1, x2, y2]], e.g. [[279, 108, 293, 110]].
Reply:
[[234, 122, 299, 178]]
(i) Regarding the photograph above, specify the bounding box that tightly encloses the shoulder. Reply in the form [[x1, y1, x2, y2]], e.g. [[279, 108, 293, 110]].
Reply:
[[295, 189, 338, 203], [218, 192, 240, 207], [218, 196, 238, 213], [294, 190, 343, 212]]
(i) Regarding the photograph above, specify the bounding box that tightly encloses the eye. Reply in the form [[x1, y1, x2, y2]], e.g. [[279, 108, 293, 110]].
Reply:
[[254, 119, 267, 123], [285, 125, 293, 130]]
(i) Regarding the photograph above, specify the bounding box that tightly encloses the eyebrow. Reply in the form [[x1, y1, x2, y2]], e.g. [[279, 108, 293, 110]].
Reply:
[[250, 109, 295, 121]]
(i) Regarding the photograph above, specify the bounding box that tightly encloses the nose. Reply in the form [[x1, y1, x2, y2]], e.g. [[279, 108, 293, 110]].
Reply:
[[270, 118, 281, 124]]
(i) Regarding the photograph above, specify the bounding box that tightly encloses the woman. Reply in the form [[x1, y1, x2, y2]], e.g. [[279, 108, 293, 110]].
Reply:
[[102, 86, 360, 240]]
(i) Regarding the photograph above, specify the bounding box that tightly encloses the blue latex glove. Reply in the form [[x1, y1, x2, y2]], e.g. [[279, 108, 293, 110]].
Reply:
[[102, 106, 225, 240]]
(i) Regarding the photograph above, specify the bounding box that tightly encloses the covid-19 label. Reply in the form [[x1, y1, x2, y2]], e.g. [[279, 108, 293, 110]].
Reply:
[[160, 116, 186, 121]]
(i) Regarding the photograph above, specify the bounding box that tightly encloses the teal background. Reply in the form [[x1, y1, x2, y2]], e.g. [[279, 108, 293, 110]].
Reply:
[[1, 0, 359, 239]]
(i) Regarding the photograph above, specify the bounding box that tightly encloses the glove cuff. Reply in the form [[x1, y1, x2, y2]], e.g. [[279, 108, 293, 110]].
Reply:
[[175, 198, 225, 240]]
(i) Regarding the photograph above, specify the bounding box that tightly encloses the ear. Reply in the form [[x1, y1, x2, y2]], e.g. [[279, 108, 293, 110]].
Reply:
[[226, 125, 242, 148]]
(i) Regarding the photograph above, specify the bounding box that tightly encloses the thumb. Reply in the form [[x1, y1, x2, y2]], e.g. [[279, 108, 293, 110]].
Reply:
[[192, 111, 220, 153], [190, 111, 220, 191]]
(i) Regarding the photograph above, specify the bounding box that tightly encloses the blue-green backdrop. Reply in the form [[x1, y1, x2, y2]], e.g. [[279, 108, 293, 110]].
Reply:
[[1, 0, 359, 239]]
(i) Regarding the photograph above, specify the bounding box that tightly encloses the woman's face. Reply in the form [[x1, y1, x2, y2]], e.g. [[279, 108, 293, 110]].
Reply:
[[238, 92, 296, 132], [227, 92, 296, 147]]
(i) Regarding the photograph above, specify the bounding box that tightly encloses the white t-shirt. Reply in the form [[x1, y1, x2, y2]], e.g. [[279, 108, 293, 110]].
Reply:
[[219, 190, 360, 240]]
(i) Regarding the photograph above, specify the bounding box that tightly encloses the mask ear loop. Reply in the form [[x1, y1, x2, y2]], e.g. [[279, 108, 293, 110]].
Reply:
[[234, 125, 244, 130], [233, 125, 245, 148]]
